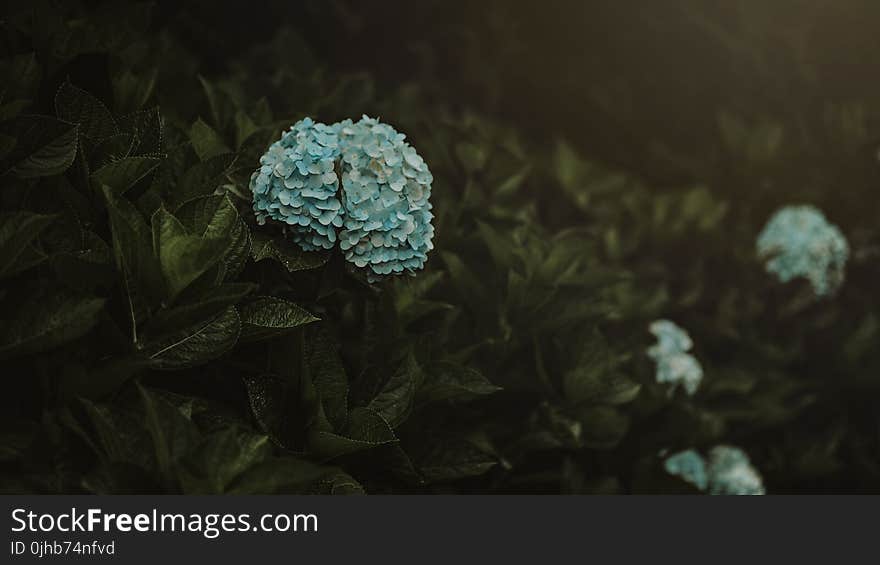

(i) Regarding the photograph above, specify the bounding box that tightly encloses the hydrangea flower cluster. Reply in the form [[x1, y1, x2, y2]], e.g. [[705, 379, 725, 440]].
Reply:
[[337, 116, 434, 279], [251, 118, 344, 250], [756, 205, 849, 297], [706, 445, 766, 495], [665, 446, 765, 495], [647, 320, 703, 396], [663, 449, 708, 491], [250, 115, 434, 279]]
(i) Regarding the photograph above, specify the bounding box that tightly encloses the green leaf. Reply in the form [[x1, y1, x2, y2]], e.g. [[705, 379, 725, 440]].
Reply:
[[112, 68, 158, 114], [495, 165, 531, 198], [0, 115, 78, 178], [234, 110, 258, 149], [178, 428, 272, 494], [369, 352, 419, 428], [198, 75, 236, 135], [455, 141, 488, 173], [118, 107, 163, 156], [440, 251, 485, 304], [145, 306, 240, 369], [175, 153, 236, 206], [227, 456, 331, 494], [0, 290, 105, 360], [175, 194, 250, 278], [553, 139, 584, 192], [562, 331, 639, 405], [55, 80, 118, 140], [244, 373, 295, 447], [189, 118, 229, 161], [91, 156, 161, 194], [239, 296, 319, 342], [417, 361, 501, 406], [250, 232, 329, 272], [88, 134, 134, 168], [151, 206, 228, 302], [313, 470, 365, 495], [564, 368, 641, 406], [304, 328, 349, 432], [103, 185, 162, 341], [477, 220, 515, 268], [137, 385, 200, 482], [175, 194, 237, 238], [576, 406, 630, 449], [79, 398, 154, 469], [143, 282, 256, 340], [417, 439, 498, 483], [308, 407, 397, 461], [0, 211, 56, 279]]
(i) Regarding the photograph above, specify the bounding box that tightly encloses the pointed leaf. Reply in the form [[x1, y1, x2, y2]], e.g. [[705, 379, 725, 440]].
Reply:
[[0, 211, 56, 279], [151, 207, 228, 301], [102, 185, 161, 341], [175, 194, 250, 278], [239, 296, 319, 342], [198, 76, 235, 134], [55, 81, 118, 140], [189, 118, 229, 161], [369, 352, 419, 428], [145, 306, 240, 369], [178, 428, 272, 494], [91, 156, 161, 194], [304, 328, 349, 432], [417, 439, 498, 483], [251, 232, 328, 272], [227, 456, 331, 494], [143, 282, 256, 340], [118, 107, 163, 156], [175, 153, 236, 206], [137, 385, 200, 480], [308, 407, 397, 461], [417, 362, 501, 406], [0, 115, 78, 178], [0, 290, 105, 360]]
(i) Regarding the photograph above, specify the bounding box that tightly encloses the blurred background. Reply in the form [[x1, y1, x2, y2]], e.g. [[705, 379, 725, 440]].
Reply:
[[158, 0, 880, 179]]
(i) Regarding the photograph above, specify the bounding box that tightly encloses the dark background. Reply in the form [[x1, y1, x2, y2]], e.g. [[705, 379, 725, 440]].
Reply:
[[158, 0, 880, 179]]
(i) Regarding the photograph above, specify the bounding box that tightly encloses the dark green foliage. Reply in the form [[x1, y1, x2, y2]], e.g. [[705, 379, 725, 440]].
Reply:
[[1, 0, 879, 494]]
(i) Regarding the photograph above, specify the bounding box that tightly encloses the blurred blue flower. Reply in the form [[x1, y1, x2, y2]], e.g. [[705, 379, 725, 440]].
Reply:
[[664, 445, 764, 495], [337, 115, 435, 280], [647, 319, 693, 358], [706, 445, 765, 495], [647, 320, 703, 396], [664, 449, 708, 490], [250, 118, 345, 250], [756, 205, 848, 297]]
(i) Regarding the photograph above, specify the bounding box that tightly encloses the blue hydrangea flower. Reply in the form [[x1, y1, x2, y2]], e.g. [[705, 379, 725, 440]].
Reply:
[[250, 118, 345, 250], [250, 115, 434, 279], [664, 446, 764, 495], [336, 115, 434, 280], [647, 320, 703, 396], [706, 445, 765, 495], [647, 320, 693, 358], [756, 205, 849, 297], [664, 449, 708, 491]]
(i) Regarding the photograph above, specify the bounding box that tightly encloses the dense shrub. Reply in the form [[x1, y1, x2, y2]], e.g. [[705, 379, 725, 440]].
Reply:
[[1, 1, 879, 494]]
